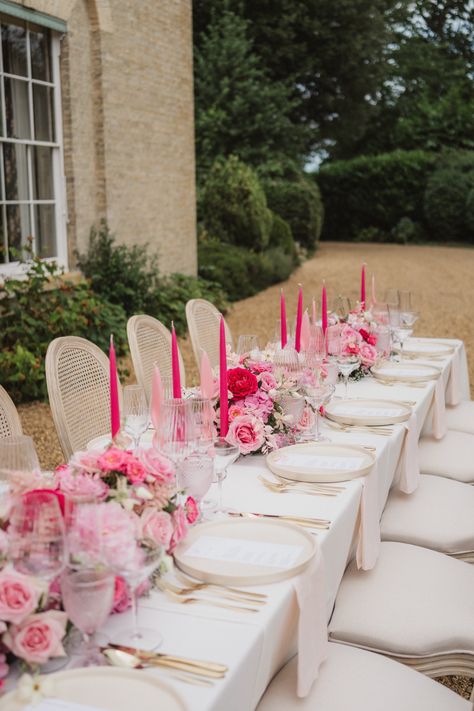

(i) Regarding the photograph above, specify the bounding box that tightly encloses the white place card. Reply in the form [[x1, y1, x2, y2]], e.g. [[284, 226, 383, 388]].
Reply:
[[184, 535, 304, 569], [278, 453, 366, 471], [25, 701, 106, 711], [332, 405, 404, 418]]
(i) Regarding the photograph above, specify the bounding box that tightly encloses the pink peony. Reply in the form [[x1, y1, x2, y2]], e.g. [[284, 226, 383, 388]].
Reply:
[[3, 610, 67, 665], [137, 448, 175, 484], [168, 506, 188, 553], [97, 447, 127, 472], [242, 391, 274, 422], [359, 342, 378, 366], [0, 571, 43, 625], [226, 414, 265, 455], [140, 509, 173, 548], [57, 469, 109, 502], [185, 496, 199, 524], [259, 372, 277, 392]]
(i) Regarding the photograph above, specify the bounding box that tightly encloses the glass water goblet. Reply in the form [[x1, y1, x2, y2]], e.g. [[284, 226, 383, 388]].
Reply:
[[179, 453, 214, 520], [300, 382, 335, 442], [277, 391, 306, 444], [336, 354, 361, 398], [61, 566, 115, 667], [156, 398, 196, 494], [388, 305, 412, 359], [122, 385, 149, 449], [190, 397, 215, 454], [212, 438, 240, 518]]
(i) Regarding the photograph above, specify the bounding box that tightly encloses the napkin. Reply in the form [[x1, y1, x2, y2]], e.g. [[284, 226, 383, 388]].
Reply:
[[431, 376, 447, 440], [446, 346, 462, 407], [398, 411, 420, 494], [293, 546, 328, 697], [355, 462, 380, 571], [150, 364, 163, 431]]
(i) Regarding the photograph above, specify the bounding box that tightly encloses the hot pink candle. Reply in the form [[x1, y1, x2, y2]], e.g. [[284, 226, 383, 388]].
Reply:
[[295, 285, 303, 353], [321, 283, 328, 335], [280, 289, 287, 348], [200, 350, 214, 399], [312, 298, 317, 326], [219, 317, 229, 437], [171, 322, 181, 398], [109, 334, 120, 439], [371, 273, 376, 306], [361, 264, 366, 306]]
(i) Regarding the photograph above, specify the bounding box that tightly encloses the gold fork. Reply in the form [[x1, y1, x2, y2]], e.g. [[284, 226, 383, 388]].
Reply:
[[174, 570, 268, 601], [324, 421, 393, 436], [259, 476, 342, 496], [162, 579, 266, 606], [156, 581, 260, 613]]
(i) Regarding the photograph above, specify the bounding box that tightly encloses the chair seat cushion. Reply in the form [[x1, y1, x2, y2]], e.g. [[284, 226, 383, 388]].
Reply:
[[329, 542, 474, 657], [381, 476, 474, 555], [419, 431, 474, 483], [257, 642, 470, 711], [446, 401, 474, 435]]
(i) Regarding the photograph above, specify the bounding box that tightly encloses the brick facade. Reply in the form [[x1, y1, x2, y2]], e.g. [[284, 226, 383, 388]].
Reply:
[[17, 0, 197, 275]]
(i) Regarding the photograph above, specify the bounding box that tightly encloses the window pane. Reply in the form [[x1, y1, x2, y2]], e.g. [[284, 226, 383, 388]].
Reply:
[[3, 142, 28, 201], [0, 210, 6, 263], [4, 77, 31, 139], [2, 22, 27, 77], [6, 203, 31, 259], [35, 203, 56, 257], [30, 29, 51, 82], [33, 84, 54, 142], [32, 146, 53, 200]]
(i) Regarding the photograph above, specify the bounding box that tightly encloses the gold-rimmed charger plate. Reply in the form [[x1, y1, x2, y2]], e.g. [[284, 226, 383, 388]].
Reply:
[[324, 398, 411, 426], [393, 339, 454, 358], [371, 361, 440, 383], [173, 518, 316, 586], [266, 442, 375, 483]]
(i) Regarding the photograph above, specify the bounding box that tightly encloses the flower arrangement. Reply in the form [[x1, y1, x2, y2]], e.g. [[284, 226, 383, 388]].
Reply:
[[338, 305, 379, 379]]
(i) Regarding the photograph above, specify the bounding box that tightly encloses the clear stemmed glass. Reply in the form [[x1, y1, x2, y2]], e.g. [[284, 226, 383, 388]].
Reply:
[[337, 354, 361, 397], [308, 324, 326, 363], [0, 435, 40, 481], [236, 335, 259, 357], [374, 325, 392, 360], [122, 385, 149, 449], [388, 305, 412, 359], [334, 294, 352, 319], [61, 567, 115, 667], [277, 391, 306, 444], [156, 398, 196, 494], [299, 378, 335, 442], [189, 397, 215, 454], [272, 346, 301, 386], [212, 438, 240, 518], [371, 302, 390, 326], [398, 291, 419, 337], [179, 453, 214, 520]]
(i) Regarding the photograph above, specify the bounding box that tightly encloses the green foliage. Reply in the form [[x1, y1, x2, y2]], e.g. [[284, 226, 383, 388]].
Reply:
[[268, 213, 297, 260], [423, 152, 474, 242], [265, 179, 324, 250], [390, 217, 423, 245], [200, 156, 272, 250], [317, 150, 437, 241], [466, 189, 474, 234], [0, 256, 127, 403]]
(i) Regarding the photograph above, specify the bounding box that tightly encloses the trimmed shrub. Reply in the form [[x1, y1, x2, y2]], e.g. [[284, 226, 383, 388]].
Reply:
[[200, 155, 272, 250], [268, 213, 298, 260], [424, 152, 474, 243], [466, 189, 474, 235], [264, 179, 324, 250], [317, 150, 437, 242]]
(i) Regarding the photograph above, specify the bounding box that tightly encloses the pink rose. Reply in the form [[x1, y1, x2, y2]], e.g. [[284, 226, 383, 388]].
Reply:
[[57, 469, 109, 502], [0, 571, 43, 625], [227, 414, 265, 455], [140, 509, 173, 548], [3, 610, 67, 665], [259, 372, 277, 392], [246, 360, 273, 374], [168, 506, 188, 553], [228, 403, 245, 422], [340, 325, 362, 354], [242, 392, 274, 422], [185, 496, 199, 524], [97, 447, 127, 472], [125, 457, 146, 484], [359, 342, 378, 367], [69, 450, 102, 472], [298, 405, 316, 432], [112, 576, 130, 613], [137, 449, 175, 485]]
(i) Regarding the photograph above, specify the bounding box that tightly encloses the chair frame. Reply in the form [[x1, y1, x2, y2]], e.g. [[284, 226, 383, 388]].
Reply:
[[185, 298, 233, 370], [0, 384, 23, 438]]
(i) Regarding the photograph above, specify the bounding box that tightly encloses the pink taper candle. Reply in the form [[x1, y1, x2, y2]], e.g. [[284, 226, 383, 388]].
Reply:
[[361, 264, 366, 306], [171, 322, 182, 398], [150, 364, 164, 431], [280, 289, 287, 348], [295, 285, 303, 352], [200, 350, 214, 399], [371, 273, 376, 306], [219, 317, 229, 436], [301, 310, 311, 351], [321, 283, 328, 335], [312, 297, 317, 326], [109, 334, 120, 439]]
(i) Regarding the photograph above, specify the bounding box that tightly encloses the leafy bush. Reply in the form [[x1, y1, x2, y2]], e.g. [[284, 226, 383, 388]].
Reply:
[[423, 152, 474, 243], [268, 213, 298, 260], [390, 217, 423, 244], [317, 150, 437, 242], [264, 178, 324, 250], [466, 189, 474, 234], [200, 155, 272, 250], [0, 257, 127, 403]]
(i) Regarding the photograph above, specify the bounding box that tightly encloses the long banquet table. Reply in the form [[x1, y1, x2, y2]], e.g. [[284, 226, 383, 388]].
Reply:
[[103, 337, 470, 711]]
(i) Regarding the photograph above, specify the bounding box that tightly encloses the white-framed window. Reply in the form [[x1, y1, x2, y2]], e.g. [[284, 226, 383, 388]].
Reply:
[[0, 13, 67, 276]]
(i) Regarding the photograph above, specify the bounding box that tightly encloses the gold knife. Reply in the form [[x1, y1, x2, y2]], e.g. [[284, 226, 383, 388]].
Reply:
[[108, 643, 228, 674]]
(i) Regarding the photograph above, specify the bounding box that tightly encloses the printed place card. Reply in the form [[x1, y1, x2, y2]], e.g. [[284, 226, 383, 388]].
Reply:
[[185, 535, 304, 569], [333, 405, 404, 418], [279, 454, 366, 471]]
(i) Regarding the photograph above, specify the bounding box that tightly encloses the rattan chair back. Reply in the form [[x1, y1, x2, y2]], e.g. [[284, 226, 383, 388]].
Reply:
[[185, 298, 233, 370], [0, 385, 22, 439]]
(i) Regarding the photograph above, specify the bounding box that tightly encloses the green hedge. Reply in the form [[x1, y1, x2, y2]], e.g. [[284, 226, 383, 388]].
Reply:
[[317, 150, 437, 242], [424, 152, 474, 243], [264, 178, 324, 250]]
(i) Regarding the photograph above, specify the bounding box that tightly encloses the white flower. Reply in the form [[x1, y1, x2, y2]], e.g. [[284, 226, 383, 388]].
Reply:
[[17, 674, 55, 704], [133, 486, 153, 501]]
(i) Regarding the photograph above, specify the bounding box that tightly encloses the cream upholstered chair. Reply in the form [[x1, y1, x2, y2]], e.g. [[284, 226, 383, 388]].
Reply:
[[257, 642, 471, 711], [46, 336, 122, 459], [418, 431, 474, 483], [185, 298, 233, 370], [381, 476, 474, 562], [127, 315, 186, 401], [0, 385, 22, 439], [446, 402, 474, 435], [328, 543, 474, 699]]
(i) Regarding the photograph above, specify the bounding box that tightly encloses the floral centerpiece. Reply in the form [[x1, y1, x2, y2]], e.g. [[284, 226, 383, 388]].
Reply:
[[337, 304, 379, 379]]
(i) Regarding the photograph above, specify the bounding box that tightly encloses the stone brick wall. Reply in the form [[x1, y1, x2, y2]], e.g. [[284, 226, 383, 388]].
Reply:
[[17, 0, 197, 275]]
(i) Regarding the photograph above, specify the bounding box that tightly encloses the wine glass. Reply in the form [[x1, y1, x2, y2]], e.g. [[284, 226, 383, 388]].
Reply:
[[212, 438, 240, 518], [374, 325, 392, 360], [388, 305, 412, 358], [0, 435, 40, 481], [272, 346, 301, 385], [179, 453, 214, 520], [384, 289, 399, 308], [122, 385, 149, 449], [371, 302, 390, 326], [334, 294, 352, 319], [61, 566, 115, 667], [398, 291, 419, 337], [236, 335, 259, 357], [277, 391, 306, 444], [308, 324, 326, 362], [156, 398, 196, 495], [189, 397, 215, 455], [299, 381, 335, 442]]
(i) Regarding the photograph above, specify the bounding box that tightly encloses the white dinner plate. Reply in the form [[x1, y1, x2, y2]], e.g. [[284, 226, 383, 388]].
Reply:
[[393, 339, 454, 358], [371, 361, 440, 383], [266, 442, 375, 483], [86, 429, 154, 451], [0, 667, 186, 711], [174, 518, 316, 586], [324, 398, 411, 426]]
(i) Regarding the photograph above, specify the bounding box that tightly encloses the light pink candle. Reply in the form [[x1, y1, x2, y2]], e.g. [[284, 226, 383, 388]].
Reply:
[[322, 283, 328, 335], [361, 264, 366, 306], [371, 273, 376, 306], [171, 322, 181, 398], [200, 350, 214, 399], [280, 289, 287, 348], [312, 298, 317, 326], [294, 285, 303, 352], [219, 317, 229, 437], [109, 334, 120, 439], [300, 310, 311, 351], [150, 364, 164, 431]]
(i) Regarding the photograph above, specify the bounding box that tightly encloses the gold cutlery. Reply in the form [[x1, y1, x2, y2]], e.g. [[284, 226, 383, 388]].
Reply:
[[272, 474, 345, 492], [376, 379, 427, 389], [229, 511, 331, 529], [259, 476, 340, 497], [103, 648, 216, 685], [156, 581, 260, 613], [160, 579, 266, 606], [174, 570, 268, 601], [107, 643, 228, 673], [324, 421, 393, 436]]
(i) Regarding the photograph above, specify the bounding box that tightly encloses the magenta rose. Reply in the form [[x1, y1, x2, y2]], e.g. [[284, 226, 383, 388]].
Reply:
[[0, 571, 43, 625], [359, 342, 378, 366], [227, 367, 258, 399], [226, 414, 265, 455], [3, 610, 67, 665], [138, 449, 175, 484], [185, 496, 199, 524], [140, 509, 173, 548]]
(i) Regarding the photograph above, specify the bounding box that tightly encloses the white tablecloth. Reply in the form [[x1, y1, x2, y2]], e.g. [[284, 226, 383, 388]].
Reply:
[[103, 338, 470, 711]]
